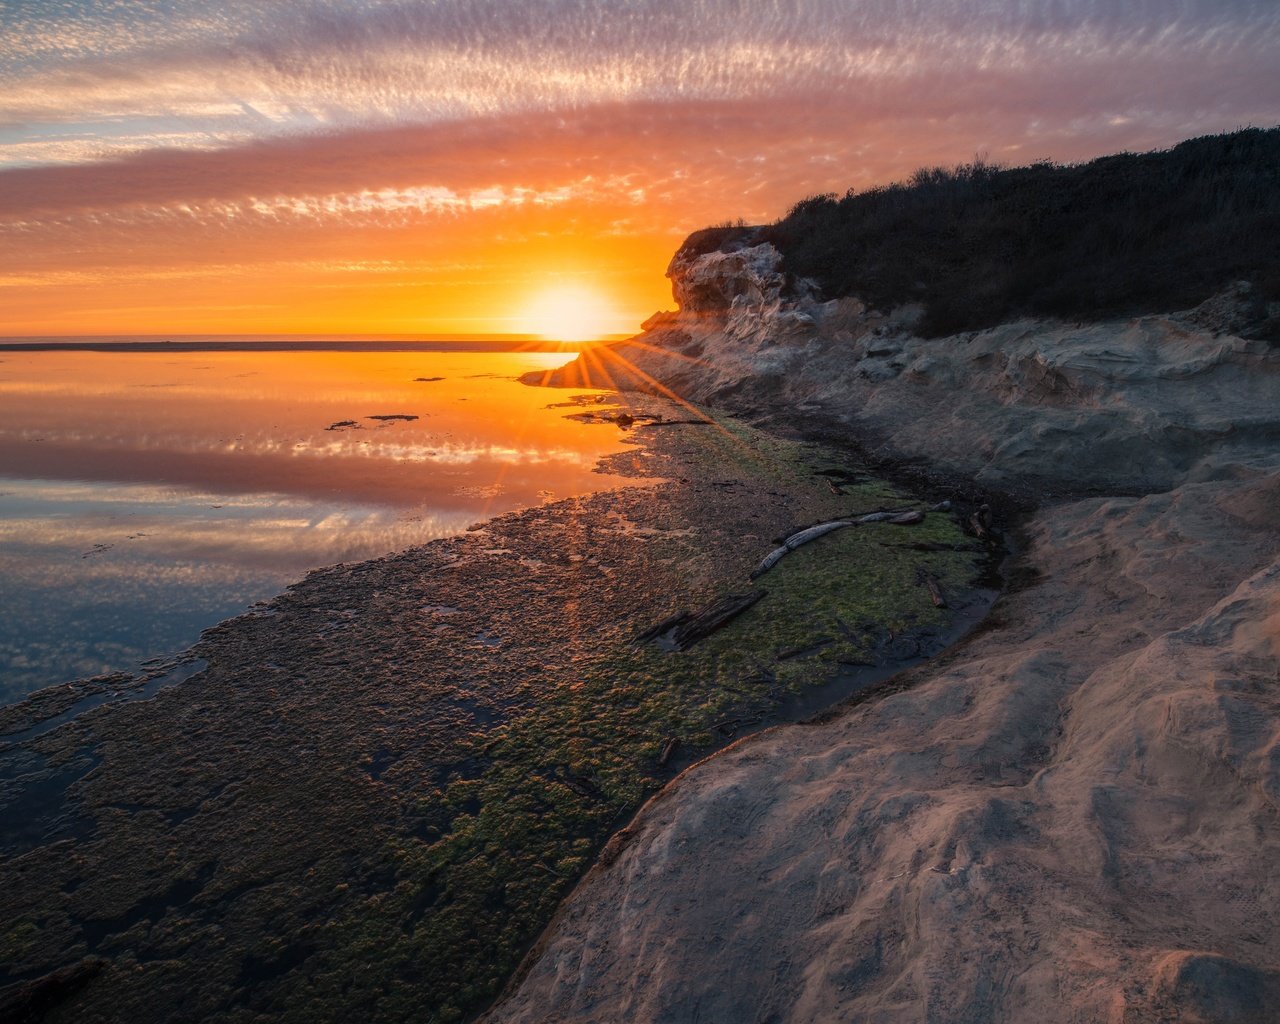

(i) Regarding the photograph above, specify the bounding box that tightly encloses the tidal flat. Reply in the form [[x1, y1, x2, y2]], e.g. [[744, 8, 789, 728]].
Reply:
[[0, 396, 999, 1022], [0, 348, 641, 699]]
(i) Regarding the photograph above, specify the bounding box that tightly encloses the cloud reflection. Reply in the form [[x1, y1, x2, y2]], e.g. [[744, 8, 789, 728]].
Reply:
[[0, 477, 478, 572], [0, 348, 656, 697]]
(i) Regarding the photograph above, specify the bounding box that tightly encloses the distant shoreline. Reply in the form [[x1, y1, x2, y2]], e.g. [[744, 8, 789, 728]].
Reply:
[[0, 337, 617, 353]]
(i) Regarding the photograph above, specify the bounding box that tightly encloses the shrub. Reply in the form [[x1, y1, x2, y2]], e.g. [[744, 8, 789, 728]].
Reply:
[[756, 128, 1280, 336]]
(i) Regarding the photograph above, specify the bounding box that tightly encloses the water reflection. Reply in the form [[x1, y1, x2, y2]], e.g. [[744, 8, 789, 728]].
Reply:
[[0, 349, 641, 701]]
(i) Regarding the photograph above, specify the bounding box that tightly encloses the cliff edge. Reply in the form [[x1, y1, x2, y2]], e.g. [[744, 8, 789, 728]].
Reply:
[[496, 237, 1280, 1021]]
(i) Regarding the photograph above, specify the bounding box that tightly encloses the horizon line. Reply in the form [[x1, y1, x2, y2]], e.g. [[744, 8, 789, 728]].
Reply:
[[0, 333, 632, 353]]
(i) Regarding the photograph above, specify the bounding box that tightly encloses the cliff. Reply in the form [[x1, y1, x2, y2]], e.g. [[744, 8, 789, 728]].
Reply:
[[497, 238, 1280, 1021]]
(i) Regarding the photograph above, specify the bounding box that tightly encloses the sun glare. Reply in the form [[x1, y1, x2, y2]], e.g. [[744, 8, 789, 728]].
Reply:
[[520, 284, 625, 342]]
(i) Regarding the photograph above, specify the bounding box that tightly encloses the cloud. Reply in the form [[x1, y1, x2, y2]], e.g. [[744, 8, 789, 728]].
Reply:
[[2, 1, 1276, 156]]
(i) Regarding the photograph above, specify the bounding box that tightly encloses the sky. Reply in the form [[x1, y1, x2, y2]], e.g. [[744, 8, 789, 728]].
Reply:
[[1, 0, 1277, 338]]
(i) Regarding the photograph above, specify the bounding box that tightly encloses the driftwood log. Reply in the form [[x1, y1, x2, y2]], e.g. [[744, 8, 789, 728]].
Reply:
[[753, 520, 854, 577], [887, 510, 924, 525], [753, 507, 930, 578], [851, 505, 913, 523], [670, 591, 766, 649], [968, 502, 994, 539], [922, 571, 948, 608], [636, 590, 767, 651], [634, 611, 694, 645]]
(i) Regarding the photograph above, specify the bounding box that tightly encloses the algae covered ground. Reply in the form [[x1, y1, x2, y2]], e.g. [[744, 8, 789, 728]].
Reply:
[[0, 399, 997, 1023]]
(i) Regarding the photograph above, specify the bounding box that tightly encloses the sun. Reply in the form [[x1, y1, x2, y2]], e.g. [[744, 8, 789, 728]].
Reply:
[[519, 284, 625, 342]]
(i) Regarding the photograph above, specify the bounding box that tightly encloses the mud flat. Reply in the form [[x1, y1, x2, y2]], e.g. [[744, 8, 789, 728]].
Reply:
[[484, 241, 1280, 1023], [0, 394, 998, 1023]]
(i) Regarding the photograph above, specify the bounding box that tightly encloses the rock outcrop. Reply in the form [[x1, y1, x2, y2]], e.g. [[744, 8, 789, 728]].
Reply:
[[536, 241, 1279, 499], [497, 239, 1280, 1022]]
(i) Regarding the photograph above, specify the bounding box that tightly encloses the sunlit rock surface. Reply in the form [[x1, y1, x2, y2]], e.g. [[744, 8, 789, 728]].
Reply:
[[494, 239, 1280, 1023]]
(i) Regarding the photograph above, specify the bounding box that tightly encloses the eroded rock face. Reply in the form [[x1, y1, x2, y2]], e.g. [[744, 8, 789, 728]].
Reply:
[[666, 242, 775, 313], [488, 476, 1280, 1024], [666, 240, 814, 315]]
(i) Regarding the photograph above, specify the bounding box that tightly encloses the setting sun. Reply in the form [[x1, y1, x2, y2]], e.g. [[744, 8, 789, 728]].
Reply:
[[519, 284, 630, 342]]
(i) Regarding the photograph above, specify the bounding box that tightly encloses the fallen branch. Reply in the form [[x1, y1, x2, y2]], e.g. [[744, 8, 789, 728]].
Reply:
[[856, 508, 924, 524], [849, 504, 914, 521], [670, 591, 767, 649], [968, 503, 993, 540], [636, 590, 767, 651], [753, 520, 854, 577], [923, 571, 948, 608], [753, 508, 928, 578]]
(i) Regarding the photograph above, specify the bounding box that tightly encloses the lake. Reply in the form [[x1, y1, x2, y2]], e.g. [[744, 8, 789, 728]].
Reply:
[[0, 345, 640, 703]]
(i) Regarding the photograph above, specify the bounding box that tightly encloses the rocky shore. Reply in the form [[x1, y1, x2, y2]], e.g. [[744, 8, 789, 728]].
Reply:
[[487, 237, 1280, 1022]]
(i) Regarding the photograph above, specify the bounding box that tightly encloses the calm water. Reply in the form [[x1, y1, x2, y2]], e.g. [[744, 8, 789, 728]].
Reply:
[[0, 346, 639, 703]]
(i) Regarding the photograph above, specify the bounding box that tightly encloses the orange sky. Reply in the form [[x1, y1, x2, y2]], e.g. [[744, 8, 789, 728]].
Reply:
[[2, 1, 1278, 338]]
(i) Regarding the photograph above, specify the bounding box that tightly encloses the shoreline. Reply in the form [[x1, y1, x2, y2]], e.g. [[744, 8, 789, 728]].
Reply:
[[0, 347, 641, 705]]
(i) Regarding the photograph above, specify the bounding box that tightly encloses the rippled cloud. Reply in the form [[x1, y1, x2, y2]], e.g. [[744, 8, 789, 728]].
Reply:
[[5, 0, 1276, 161]]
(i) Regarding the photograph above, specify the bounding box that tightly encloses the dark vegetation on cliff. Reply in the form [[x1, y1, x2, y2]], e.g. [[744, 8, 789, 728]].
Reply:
[[717, 128, 1280, 337]]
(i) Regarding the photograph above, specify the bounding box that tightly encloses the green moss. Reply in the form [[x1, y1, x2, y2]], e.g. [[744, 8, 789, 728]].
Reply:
[[308, 423, 991, 1021]]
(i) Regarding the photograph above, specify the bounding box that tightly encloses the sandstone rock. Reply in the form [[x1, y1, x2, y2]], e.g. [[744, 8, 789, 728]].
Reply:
[[666, 242, 788, 313], [488, 460, 1280, 1024]]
